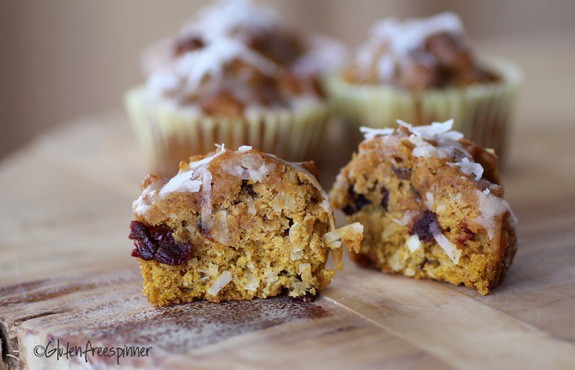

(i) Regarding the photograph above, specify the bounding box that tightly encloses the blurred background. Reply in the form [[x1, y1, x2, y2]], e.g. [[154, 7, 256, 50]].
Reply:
[[1, 0, 574, 159]]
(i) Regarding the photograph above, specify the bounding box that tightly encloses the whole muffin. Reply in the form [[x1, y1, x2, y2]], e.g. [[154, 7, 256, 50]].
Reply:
[[130, 145, 362, 306], [126, 0, 344, 175], [325, 12, 520, 162]]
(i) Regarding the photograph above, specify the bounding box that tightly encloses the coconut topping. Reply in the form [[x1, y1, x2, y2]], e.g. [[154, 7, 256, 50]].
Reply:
[[353, 12, 464, 82], [360, 119, 484, 183], [174, 37, 278, 91], [347, 12, 499, 89], [141, 0, 344, 112], [360, 126, 394, 140], [371, 12, 464, 58], [450, 157, 484, 180], [360, 119, 517, 258]]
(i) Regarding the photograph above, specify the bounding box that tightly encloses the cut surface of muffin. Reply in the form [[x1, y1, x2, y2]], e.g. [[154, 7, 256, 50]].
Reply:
[[330, 120, 517, 294], [130, 145, 362, 306]]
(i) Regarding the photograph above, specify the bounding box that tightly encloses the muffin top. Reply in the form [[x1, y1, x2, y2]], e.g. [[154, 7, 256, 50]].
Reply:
[[133, 144, 329, 221], [344, 12, 500, 91], [357, 120, 517, 241], [142, 0, 345, 117], [133, 144, 363, 268]]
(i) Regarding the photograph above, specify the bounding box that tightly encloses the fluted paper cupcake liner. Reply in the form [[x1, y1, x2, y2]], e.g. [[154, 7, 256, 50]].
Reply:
[[325, 57, 521, 160], [125, 88, 330, 175]]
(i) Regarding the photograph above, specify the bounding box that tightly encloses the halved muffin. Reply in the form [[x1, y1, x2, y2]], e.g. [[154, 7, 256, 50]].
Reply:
[[130, 145, 362, 306], [330, 120, 517, 294]]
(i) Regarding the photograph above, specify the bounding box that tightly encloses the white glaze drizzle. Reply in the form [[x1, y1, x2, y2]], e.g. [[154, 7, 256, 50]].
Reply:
[[474, 189, 518, 240]]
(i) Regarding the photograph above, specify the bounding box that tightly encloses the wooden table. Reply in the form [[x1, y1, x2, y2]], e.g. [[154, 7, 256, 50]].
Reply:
[[2, 33, 575, 369]]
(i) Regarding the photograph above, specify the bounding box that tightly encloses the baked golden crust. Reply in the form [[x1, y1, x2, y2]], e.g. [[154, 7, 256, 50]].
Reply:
[[131, 147, 362, 306], [330, 122, 517, 294]]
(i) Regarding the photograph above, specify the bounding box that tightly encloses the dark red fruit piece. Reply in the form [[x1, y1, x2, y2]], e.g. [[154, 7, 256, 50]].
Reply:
[[410, 211, 438, 243], [342, 186, 371, 215], [392, 166, 412, 180], [129, 221, 194, 265]]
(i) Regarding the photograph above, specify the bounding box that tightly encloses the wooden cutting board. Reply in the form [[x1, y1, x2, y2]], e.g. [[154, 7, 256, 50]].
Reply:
[[1, 114, 575, 370]]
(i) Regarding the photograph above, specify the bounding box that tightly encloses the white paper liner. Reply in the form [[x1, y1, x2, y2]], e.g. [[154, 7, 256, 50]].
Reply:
[[325, 57, 521, 159], [125, 89, 330, 175]]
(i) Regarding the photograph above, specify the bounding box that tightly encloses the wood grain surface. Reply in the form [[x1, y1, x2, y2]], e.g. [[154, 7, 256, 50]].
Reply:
[[2, 34, 575, 369]]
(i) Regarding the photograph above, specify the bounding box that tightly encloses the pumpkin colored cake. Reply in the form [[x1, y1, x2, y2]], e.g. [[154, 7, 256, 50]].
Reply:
[[330, 120, 517, 294], [130, 145, 362, 306]]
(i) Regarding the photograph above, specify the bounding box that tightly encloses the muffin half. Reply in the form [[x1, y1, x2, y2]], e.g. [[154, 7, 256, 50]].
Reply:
[[330, 120, 517, 294], [130, 145, 362, 306]]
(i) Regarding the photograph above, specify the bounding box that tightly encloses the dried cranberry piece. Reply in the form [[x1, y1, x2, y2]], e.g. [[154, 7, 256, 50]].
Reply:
[[342, 186, 371, 215], [381, 187, 390, 211], [241, 179, 257, 197], [129, 221, 194, 265], [392, 166, 412, 180], [410, 211, 438, 243]]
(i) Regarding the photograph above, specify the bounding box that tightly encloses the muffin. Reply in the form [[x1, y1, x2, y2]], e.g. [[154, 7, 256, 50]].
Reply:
[[325, 12, 520, 162], [330, 120, 517, 294], [129, 145, 363, 306], [126, 0, 345, 175]]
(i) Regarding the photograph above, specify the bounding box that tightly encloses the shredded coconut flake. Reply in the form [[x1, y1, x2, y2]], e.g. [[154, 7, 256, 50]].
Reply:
[[238, 145, 252, 152], [360, 126, 394, 140], [207, 271, 232, 296], [450, 157, 484, 180], [430, 222, 461, 264], [159, 173, 201, 196], [407, 235, 422, 252], [370, 12, 464, 57], [176, 37, 277, 91], [392, 210, 418, 226], [398, 119, 463, 141], [425, 192, 435, 211]]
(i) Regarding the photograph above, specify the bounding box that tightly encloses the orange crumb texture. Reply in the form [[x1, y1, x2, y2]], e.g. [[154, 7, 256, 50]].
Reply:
[[132, 147, 362, 306]]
